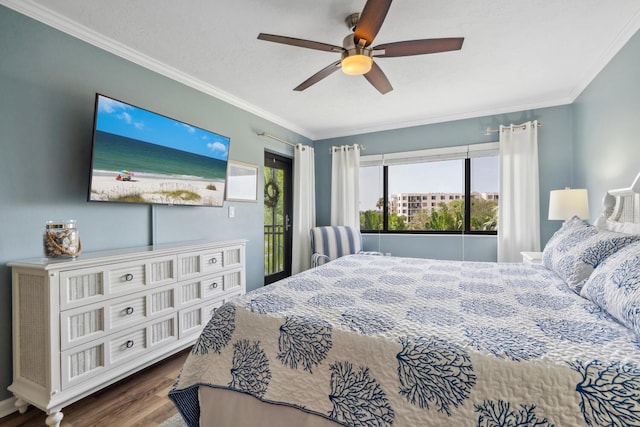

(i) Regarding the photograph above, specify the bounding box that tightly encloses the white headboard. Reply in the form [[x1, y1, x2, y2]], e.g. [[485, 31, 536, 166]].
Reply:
[[594, 172, 640, 228]]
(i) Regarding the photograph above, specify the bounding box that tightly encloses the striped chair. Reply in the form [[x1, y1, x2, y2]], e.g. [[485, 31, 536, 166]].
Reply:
[[310, 226, 382, 267]]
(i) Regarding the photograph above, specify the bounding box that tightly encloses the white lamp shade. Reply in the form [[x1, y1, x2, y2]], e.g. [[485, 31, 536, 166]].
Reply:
[[548, 188, 590, 221]]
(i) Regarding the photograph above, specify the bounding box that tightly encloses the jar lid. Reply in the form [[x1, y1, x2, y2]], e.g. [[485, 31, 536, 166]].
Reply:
[[46, 220, 76, 229]]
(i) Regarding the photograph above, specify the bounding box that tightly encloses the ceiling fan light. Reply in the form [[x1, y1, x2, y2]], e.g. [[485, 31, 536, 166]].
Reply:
[[341, 54, 373, 75]]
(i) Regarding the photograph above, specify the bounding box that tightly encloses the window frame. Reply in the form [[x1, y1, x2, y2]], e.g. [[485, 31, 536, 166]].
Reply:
[[360, 143, 499, 235]]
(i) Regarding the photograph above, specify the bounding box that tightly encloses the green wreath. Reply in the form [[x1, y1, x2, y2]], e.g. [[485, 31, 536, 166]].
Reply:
[[264, 180, 280, 208]]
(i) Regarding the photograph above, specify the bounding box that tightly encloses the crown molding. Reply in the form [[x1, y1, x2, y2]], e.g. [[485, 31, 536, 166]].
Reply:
[[568, 7, 640, 101], [313, 96, 574, 140], [3, 0, 640, 141], [0, 0, 314, 140]]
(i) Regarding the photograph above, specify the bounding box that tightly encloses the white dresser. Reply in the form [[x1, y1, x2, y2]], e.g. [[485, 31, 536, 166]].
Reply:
[[8, 239, 246, 427]]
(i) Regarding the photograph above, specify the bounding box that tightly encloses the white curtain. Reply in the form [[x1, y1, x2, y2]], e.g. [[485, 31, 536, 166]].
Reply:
[[331, 145, 361, 228], [291, 144, 316, 274], [498, 120, 541, 262]]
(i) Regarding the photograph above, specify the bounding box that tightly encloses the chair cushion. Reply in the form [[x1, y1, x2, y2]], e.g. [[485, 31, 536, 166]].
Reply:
[[310, 226, 362, 262]]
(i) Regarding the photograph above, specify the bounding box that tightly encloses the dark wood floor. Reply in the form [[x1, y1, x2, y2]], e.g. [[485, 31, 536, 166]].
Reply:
[[1, 349, 190, 427]]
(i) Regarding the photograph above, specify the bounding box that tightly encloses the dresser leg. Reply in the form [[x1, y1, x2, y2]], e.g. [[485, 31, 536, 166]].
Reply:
[[14, 397, 29, 414], [46, 411, 63, 427]]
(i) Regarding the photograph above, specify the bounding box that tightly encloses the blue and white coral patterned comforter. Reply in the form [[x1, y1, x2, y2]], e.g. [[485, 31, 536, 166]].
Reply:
[[169, 255, 640, 427]]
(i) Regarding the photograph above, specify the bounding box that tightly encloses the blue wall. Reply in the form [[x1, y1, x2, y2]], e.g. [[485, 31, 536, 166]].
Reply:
[[572, 28, 640, 211], [314, 104, 574, 260], [0, 6, 309, 402]]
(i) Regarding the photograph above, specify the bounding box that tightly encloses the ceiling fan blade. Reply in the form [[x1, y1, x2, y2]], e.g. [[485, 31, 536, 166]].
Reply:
[[294, 60, 342, 91], [258, 33, 343, 53], [353, 0, 392, 46], [364, 62, 393, 94], [373, 38, 464, 57]]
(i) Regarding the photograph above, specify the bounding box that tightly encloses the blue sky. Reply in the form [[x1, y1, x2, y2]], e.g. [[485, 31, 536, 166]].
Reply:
[[95, 95, 229, 161]]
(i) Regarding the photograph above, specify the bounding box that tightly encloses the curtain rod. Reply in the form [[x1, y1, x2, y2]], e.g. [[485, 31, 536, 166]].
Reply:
[[257, 132, 297, 147], [330, 144, 365, 153], [483, 121, 542, 136]]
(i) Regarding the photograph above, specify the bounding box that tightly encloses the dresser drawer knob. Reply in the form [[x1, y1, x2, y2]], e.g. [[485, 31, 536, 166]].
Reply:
[[124, 273, 134, 281], [210, 282, 218, 289], [209, 257, 218, 264], [125, 307, 134, 315], [125, 340, 134, 349]]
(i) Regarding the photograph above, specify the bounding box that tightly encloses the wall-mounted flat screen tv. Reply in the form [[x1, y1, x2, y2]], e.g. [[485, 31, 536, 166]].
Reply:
[[88, 94, 230, 207]]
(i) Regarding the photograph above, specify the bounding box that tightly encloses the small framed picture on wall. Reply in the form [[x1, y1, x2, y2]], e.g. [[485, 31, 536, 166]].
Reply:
[[226, 161, 258, 202]]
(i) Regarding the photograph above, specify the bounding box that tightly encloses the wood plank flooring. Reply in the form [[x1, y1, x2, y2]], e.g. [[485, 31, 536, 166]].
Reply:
[[0, 349, 189, 427]]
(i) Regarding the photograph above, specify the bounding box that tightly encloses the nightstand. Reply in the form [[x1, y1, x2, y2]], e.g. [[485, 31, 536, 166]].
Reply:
[[520, 251, 543, 264]]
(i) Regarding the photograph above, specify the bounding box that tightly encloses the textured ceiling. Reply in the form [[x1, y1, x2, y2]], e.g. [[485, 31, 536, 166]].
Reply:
[[5, 0, 640, 140]]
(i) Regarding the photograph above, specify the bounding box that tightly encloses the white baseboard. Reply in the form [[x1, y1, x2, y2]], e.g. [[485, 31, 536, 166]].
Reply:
[[0, 396, 18, 419]]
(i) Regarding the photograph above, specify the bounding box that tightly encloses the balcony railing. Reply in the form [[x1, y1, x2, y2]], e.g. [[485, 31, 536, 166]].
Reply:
[[264, 224, 285, 276]]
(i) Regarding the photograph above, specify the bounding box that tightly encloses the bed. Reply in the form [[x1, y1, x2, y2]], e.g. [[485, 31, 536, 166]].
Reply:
[[170, 174, 640, 427]]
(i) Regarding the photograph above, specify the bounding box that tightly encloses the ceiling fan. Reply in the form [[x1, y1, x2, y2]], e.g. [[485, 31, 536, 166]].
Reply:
[[257, 0, 464, 94]]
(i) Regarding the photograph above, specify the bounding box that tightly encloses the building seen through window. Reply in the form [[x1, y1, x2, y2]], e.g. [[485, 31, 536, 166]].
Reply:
[[359, 146, 499, 234]]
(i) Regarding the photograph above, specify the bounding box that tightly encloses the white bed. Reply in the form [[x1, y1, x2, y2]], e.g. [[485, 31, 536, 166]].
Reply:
[[170, 174, 640, 427]]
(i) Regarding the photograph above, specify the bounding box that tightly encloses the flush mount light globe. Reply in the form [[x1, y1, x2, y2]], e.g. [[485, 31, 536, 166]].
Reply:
[[341, 35, 373, 75], [341, 54, 373, 75]]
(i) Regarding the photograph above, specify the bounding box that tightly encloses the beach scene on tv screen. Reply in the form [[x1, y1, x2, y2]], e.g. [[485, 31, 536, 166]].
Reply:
[[90, 95, 230, 206]]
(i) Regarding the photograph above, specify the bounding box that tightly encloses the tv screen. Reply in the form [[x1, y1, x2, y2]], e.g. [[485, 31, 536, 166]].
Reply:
[[88, 94, 230, 207]]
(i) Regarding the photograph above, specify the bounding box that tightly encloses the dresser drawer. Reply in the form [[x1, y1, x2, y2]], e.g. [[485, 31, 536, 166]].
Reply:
[[178, 300, 223, 338], [109, 324, 147, 366], [178, 250, 222, 280], [109, 313, 178, 364], [202, 274, 225, 300], [61, 284, 177, 350], [60, 267, 107, 310], [177, 244, 245, 281], [60, 255, 177, 310], [61, 340, 107, 389], [179, 293, 245, 339], [222, 269, 243, 295], [222, 244, 244, 269], [178, 269, 243, 308], [178, 273, 223, 306], [147, 314, 179, 351], [107, 255, 177, 295], [61, 313, 178, 390]]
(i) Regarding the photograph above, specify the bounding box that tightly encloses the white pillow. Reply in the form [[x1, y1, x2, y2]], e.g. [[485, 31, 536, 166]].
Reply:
[[604, 219, 640, 236]]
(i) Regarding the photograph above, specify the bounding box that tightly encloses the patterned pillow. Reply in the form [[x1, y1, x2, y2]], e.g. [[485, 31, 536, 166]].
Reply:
[[581, 241, 640, 335], [548, 230, 640, 294], [542, 216, 597, 271]]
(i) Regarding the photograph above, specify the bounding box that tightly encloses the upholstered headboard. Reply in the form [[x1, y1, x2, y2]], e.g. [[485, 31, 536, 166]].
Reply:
[[594, 172, 640, 230]]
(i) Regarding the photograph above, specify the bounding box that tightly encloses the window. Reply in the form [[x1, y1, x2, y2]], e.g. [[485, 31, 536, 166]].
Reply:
[[359, 165, 384, 231], [470, 156, 500, 231], [359, 143, 499, 234]]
